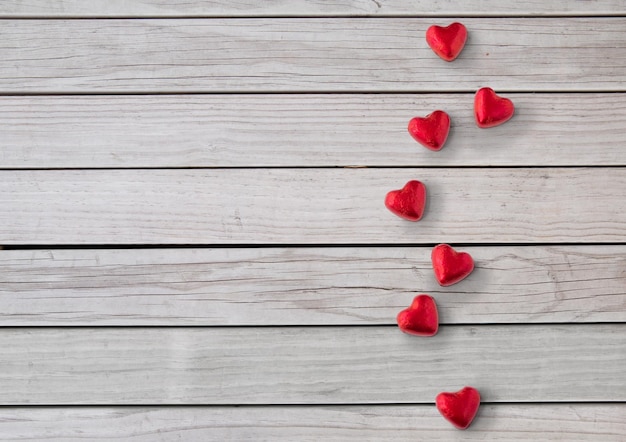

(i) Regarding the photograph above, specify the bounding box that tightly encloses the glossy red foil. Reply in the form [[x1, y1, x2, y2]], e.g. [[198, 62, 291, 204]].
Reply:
[[408, 110, 451, 151], [474, 87, 515, 128], [436, 386, 481, 430], [431, 244, 474, 286], [396, 295, 439, 336], [384, 180, 426, 221], [426, 22, 468, 62]]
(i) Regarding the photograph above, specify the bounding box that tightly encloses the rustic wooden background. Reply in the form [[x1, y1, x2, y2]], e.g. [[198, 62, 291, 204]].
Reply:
[[0, 1, 624, 440]]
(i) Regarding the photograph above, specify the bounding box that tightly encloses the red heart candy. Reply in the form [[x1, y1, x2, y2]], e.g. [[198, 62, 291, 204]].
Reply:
[[396, 295, 439, 336], [436, 386, 481, 430], [384, 180, 426, 221], [408, 110, 451, 151], [431, 244, 474, 286], [426, 22, 468, 62], [474, 87, 515, 128]]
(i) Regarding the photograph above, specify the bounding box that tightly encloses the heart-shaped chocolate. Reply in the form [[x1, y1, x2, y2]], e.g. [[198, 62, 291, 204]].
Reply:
[[426, 22, 468, 62], [431, 244, 474, 286], [436, 386, 481, 430], [396, 294, 438, 336], [474, 87, 515, 128], [384, 180, 426, 221], [408, 110, 450, 151]]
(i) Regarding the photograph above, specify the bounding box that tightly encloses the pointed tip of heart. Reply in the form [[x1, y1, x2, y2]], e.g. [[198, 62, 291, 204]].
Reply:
[[385, 180, 427, 222], [431, 244, 474, 286], [474, 87, 515, 128], [436, 386, 481, 430], [426, 22, 468, 62], [407, 110, 450, 151], [396, 294, 439, 337]]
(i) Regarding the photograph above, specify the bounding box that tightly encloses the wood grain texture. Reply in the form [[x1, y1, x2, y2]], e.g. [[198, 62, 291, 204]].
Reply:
[[3, 94, 626, 168], [1, 0, 624, 17], [0, 325, 623, 405], [1, 246, 624, 326], [0, 168, 623, 245], [0, 404, 623, 441], [1, 1, 624, 438], [1, 18, 626, 93]]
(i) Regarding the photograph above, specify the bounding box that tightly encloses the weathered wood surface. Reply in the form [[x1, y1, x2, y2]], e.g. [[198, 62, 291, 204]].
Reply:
[[0, 168, 623, 245], [0, 1, 623, 438], [1, 246, 624, 326], [2, 0, 624, 17], [1, 18, 625, 93], [3, 94, 625, 168], [0, 325, 623, 405], [0, 404, 623, 441]]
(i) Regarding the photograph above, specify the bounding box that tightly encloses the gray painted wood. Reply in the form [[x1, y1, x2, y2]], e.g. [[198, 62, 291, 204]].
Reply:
[[2, 1, 625, 17], [0, 2, 623, 438], [0, 404, 623, 441], [1, 18, 625, 93], [0, 325, 623, 404], [1, 246, 624, 326], [2, 94, 625, 168], [0, 168, 623, 245]]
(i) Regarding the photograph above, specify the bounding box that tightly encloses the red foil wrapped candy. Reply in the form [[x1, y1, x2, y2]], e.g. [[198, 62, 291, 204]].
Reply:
[[384, 180, 426, 221], [426, 22, 468, 62], [431, 244, 475, 286], [408, 110, 451, 151], [436, 386, 481, 430], [474, 87, 515, 128], [396, 294, 439, 337]]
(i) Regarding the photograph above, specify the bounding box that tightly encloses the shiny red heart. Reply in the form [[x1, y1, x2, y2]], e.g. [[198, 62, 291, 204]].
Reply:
[[474, 87, 515, 128], [384, 180, 426, 221], [431, 244, 474, 286], [426, 22, 468, 62], [436, 386, 481, 430], [396, 295, 439, 336], [408, 110, 450, 151]]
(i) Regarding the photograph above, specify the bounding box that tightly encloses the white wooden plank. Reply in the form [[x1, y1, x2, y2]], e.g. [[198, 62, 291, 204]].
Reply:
[[1, 18, 625, 93], [0, 325, 623, 404], [0, 404, 623, 441], [1, 246, 624, 326], [0, 168, 623, 245], [3, 94, 626, 168], [1, 1, 624, 18]]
